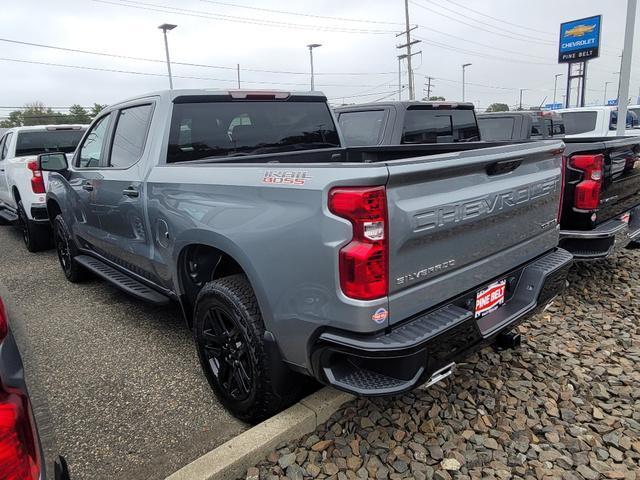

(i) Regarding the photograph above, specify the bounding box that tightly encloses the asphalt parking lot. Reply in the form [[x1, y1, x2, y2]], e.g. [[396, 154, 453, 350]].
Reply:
[[0, 226, 247, 480], [251, 249, 640, 480]]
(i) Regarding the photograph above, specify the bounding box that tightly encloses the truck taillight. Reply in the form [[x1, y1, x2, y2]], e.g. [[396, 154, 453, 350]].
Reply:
[[570, 154, 603, 211], [0, 298, 40, 480], [329, 186, 388, 300], [26, 161, 45, 195]]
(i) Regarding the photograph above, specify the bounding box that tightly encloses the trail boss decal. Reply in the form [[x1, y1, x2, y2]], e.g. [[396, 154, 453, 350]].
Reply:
[[262, 170, 311, 185]]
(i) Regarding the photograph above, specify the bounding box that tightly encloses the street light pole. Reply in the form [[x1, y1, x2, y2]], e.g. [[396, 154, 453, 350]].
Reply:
[[519, 88, 528, 110], [462, 63, 472, 102], [617, 0, 637, 135], [158, 23, 177, 89], [307, 44, 322, 91], [553, 74, 563, 108]]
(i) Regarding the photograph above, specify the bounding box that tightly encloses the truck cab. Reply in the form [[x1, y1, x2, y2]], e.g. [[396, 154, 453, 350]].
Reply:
[[335, 101, 480, 146], [478, 111, 565, 141], [558, 106, 640, 138]]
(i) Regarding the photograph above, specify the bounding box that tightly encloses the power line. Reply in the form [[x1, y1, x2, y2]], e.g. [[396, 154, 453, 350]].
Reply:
[[410, 0, 554, 46], [93, 0, 396, 34], [440, 0, 555, 37], [198, 0, 404, 26], [0, 37, 395, 76], [0, 57, 393, 88]]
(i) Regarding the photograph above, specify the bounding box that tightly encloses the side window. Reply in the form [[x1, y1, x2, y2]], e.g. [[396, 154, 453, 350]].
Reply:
[[0, 135, 6, 160], [77, 115, 110, 168], [1, 133, 13, 160], [109, 104, 153, 168]]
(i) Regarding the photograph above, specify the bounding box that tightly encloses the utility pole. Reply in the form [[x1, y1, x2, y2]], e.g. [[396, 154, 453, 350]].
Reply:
[[519, 88, 527, 110], [397, 54, 408, 100], [462, 63, 471, 101], [396, 0, 421, 100], [604, 81, 612, 105], [617, 0, 637, 135], [158, 23, 177, 89], [237, 64, 241, 89], [553, 73, 563, 108], [425, 76, 434, 99]]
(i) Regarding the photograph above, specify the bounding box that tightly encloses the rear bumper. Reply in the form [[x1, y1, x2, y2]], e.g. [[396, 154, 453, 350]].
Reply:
[[310, 248, 573, 396], [559, 206, 640, 260]]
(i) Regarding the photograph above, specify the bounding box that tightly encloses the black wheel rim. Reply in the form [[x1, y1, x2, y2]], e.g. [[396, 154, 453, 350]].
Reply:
[[200, 306, 253, 402], [18, 208, 29, 246], [55, 226, 71, 274]]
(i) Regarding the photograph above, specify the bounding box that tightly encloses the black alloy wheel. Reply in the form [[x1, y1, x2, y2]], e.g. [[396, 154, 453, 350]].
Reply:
[[200, 304, 253, 402]]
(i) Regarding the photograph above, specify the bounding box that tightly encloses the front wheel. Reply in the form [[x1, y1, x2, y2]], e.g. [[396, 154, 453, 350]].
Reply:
[[53, 215, 88, 282], [193, 275, 299, 423]]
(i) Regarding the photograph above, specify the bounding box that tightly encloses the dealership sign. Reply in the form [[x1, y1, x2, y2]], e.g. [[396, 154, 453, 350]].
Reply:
[[558, 15, 601, 63]]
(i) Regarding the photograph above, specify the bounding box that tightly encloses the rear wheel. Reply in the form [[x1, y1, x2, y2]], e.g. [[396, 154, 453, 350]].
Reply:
[[53, 215, 88, 282], [17, 201, 51, 252], [193, 274, 300, 423]]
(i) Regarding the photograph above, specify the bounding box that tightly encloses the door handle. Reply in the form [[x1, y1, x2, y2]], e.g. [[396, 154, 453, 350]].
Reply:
[[123, 187, 139, 198], [82, 182, 94, 192]]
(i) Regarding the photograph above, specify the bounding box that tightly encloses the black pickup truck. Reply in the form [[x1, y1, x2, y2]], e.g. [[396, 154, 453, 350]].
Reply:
[[559, 137, 640, 259]]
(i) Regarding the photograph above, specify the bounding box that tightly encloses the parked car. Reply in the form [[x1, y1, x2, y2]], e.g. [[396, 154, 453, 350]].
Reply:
[[0, 125, 87, 251], [478, 111, 565, 141], [335, 101, 480, 146], [42, 89, 572, 423], [0, 293, 71, 480], [559, 137, 640, 259], [557, 106, 640, 137]]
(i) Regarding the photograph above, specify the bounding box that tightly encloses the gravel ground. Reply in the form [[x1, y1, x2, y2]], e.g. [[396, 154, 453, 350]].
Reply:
[[248, 248, 640, 480], [0, 226, 246, 480]]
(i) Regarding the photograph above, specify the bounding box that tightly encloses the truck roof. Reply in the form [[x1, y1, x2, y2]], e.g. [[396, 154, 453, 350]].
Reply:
[[555, 106, 616, 114], [4, 124, 87, 133], [335, 100, 475, 111], [105, 89, 327, 110]]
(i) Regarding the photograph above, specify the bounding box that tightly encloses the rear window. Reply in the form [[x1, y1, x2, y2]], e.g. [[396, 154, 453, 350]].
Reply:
[[338, 110, 386, 146], [630, 108, 640, 126], [167, 100, 340, 163], [15, 129, 85, 156], [401, 107, 479, 144], [561, 111, 597, 135], [478, 117, 515, 141]]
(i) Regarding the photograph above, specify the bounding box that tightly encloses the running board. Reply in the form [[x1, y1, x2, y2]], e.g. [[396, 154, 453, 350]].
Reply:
[[75, 255, 170, 305], [0, 209, 18, 224]]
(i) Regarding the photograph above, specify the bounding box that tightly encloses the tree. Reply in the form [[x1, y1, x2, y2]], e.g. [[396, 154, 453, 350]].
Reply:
[[90, 103, 107, 118], [486, 103, 509, 112], [67, 104, 91, 124]]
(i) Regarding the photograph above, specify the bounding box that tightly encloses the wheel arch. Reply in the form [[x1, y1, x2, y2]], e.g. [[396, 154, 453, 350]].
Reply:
[[174, 238, 267, 329]]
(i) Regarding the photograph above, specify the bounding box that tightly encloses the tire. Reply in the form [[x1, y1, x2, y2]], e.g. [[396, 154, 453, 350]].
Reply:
[[17, 201, 52, 252], [53, 215, 89, 282], [193, 274, 299, 423]]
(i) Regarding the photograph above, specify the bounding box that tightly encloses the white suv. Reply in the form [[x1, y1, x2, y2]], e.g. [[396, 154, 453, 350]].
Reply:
[[0, 125, 86, 251]]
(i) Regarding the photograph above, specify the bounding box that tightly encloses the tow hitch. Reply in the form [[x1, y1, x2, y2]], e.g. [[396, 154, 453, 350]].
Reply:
[[494, 331, 522, 351]]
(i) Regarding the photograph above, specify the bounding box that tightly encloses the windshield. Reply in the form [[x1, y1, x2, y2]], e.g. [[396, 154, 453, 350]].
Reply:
[[167, 100, 340, 162], [15, 129, 85, 156], [401, 107, 480, 143]]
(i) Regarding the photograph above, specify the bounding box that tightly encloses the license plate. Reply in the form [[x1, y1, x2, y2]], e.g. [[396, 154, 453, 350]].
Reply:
[[475, 279, 506, 319]]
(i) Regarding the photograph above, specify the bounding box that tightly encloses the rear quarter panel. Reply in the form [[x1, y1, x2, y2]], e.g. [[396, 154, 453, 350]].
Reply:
[[145, 162, 390, 368]]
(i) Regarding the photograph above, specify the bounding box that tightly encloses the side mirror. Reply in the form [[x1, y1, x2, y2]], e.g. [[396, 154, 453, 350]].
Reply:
[[38, 152, 68, 172]]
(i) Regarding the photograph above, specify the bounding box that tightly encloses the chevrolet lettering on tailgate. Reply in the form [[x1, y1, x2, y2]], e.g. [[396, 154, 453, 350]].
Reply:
[[415, 178, 559, 231]]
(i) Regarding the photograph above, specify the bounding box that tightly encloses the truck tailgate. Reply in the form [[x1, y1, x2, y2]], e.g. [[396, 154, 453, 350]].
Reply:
[[385, 140, 564, 324]]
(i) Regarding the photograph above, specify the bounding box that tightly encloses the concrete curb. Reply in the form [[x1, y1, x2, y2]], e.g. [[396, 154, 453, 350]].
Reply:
[[165, 387, 354, 480]]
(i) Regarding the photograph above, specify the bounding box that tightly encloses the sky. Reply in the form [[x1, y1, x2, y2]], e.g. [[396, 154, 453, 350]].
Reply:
[[0, 0, 639, 118]]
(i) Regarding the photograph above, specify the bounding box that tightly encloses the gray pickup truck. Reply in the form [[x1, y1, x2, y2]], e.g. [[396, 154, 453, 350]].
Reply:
[[40, 90, 572, 422]]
